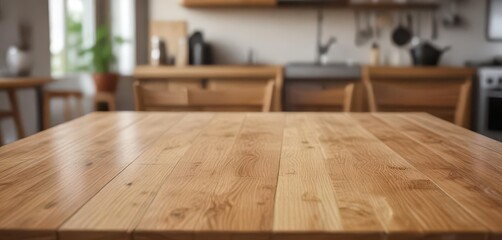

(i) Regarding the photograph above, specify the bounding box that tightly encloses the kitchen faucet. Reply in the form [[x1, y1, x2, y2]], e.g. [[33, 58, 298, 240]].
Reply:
[[316, 9, 336, 65]]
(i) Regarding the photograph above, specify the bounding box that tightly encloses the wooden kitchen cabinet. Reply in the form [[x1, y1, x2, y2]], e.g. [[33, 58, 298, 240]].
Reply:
[[181, 0, 277, 7]]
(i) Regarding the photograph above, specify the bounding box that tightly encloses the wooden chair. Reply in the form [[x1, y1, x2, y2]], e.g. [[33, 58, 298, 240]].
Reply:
[[44, 91, 84, 130], [0, 90, 25, 146], [363, 67, 475, 127], [134, 79, 275, 112], [288, 82, 355, 112], [94, 92, 116, 111]]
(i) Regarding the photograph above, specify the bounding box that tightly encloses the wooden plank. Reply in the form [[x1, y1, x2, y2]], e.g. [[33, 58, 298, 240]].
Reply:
[[354, 114, 502, 231], [0, 113, 142, 206], [307, 114, 486, 239], [0, 113, 185, 240], [0, 113, 108, 163], [59, 114, 214, 240], [376, 114, 502, 188], [0, 230, 56, 240], [304, 114, 384, 234], [411, 113, 502, 155], [273, 114, 343, 233], [135, 113, 246, 239], [365, 114, 502, 233], [0, 112, 500, 240], [0, 113, 141, 209], [192, 113, 284, 239]]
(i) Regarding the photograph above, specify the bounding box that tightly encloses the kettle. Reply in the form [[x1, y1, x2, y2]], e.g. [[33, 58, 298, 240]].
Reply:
[[410, 41, 451, 66]]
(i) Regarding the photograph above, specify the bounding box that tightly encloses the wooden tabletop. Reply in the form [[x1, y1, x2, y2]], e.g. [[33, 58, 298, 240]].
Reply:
[[0, 77, 53, 89], [0, 112, 501, 240]]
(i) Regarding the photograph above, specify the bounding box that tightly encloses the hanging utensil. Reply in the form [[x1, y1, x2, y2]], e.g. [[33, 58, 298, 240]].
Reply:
[[364, 12, 373, 40], [407, 12, 413, 33], [355, 11, 372, 46], [354, 11, 364, 46], [432, 11, 439, 40], [373, 12, 381, 40], [443, 0, 463, 27], [411, 11, 422, 46], [392, 12, 412, 47]]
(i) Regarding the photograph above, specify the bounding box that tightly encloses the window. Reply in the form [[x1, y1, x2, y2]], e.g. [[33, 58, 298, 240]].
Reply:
[[111, 0, 135, 76], [49, 0, 135, 75], [49, 0, 95, 75]]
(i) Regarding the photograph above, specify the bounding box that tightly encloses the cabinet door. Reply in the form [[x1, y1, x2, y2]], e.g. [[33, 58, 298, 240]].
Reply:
[[181, 0, 277, 7]]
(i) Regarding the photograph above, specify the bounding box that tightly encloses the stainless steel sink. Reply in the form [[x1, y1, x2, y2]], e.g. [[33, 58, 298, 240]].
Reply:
[[285, 62, 361, 80]]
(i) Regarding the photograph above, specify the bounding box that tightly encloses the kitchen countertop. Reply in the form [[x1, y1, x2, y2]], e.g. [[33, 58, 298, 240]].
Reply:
[[0, 112, 501, 240]]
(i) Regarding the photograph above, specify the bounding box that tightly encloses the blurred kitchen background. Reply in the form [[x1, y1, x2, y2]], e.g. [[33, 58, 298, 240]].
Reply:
[[0, 0, 501, 144]]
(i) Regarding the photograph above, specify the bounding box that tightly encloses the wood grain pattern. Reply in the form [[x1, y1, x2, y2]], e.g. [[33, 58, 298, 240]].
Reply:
[[311, 114, 486, 239], [0, 113, 185, 240], [60, 114, 214, 240], [0, 112, 501, 240], [353, 115, 501, 233], [274, 114, 344, 233]]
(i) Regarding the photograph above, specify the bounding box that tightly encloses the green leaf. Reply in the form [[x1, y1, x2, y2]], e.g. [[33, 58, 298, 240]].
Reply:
[[73, 23, 125, 73]]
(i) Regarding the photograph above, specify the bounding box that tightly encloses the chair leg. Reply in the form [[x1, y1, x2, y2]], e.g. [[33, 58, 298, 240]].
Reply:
[[0, 126, 4, 146], [77, 97, 84, 117], [63, 97, 71, 122], [108, 97, 116, 111], [43, 93, 51, 130], [93, 96, 100, 111], [7, 90, 25, 139]]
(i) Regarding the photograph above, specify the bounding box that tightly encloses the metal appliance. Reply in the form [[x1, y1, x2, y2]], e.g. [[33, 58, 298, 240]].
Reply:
[[475, 67, 502, 141]]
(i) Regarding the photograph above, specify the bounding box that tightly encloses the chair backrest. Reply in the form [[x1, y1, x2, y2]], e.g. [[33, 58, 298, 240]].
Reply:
[[134, 79, 275, 112], [289, 82, 355, 112], [363, 67, 475, 127]]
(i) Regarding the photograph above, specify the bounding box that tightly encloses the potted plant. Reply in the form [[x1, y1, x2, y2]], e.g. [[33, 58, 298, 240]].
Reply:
[[79, 25, 124, 93]]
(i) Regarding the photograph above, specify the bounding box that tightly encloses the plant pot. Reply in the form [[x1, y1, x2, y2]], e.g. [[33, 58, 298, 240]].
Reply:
[[93, 73, 119, 93]]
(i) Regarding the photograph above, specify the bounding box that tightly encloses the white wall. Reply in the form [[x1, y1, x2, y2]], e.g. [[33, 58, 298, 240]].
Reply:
[[150, 0, 502, 66]]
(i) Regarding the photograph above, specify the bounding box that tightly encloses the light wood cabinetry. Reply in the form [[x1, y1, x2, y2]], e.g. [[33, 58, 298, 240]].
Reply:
[[181, 0, 277, 7]]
